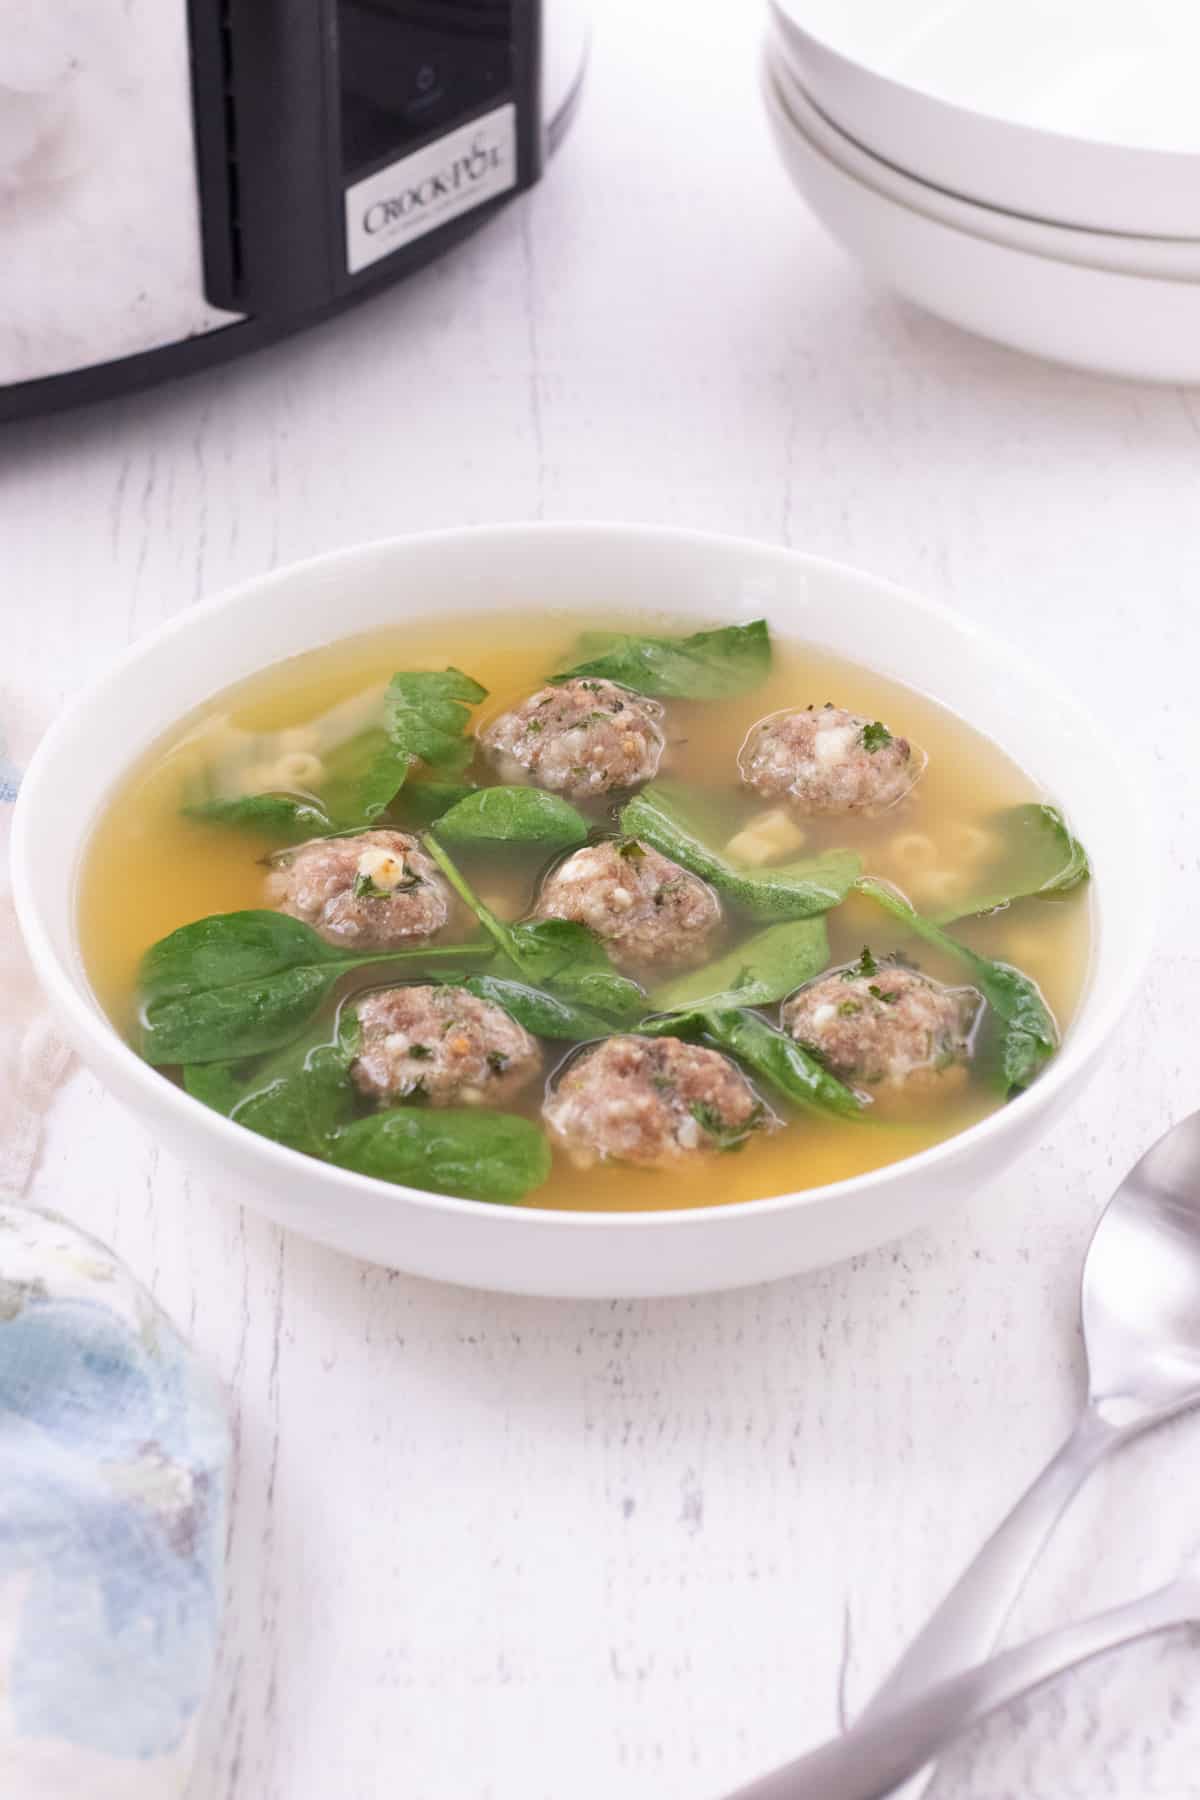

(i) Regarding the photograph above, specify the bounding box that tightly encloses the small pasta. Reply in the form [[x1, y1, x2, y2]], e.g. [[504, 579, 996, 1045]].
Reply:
[[724, 808, 808, 867], [947, 822, 1001, 863], [272, 751, 325, 789], [889, 830, 938, 867]]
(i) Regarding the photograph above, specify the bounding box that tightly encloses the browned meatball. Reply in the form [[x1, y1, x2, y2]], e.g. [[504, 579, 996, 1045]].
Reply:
[[533, 839, 721, 973], [739, 705, 922, 815], [266, 830, 450, 950], [351, 986, 541, 1106], [781, 955, 980, 1091], [479, 677, 665, 799], [542, 1034, 770, 1169]]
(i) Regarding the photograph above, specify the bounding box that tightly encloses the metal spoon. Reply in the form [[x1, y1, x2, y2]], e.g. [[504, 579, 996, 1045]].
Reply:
[[725, 1554, 1200, 1800], [858, 1108, 1200, 1762], [726, 1109, 1200, 1800]]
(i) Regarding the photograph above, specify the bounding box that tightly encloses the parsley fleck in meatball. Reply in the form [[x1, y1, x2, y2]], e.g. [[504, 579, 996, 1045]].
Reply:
[[781, 951, 980, 1091], [533, 839, 721, 973], [351, 986, 541, 1106], [739, 705, 922, 815], [266, 830, 450, 949], [543, 1034, 770, 1169], [479, 678, 665, 799]]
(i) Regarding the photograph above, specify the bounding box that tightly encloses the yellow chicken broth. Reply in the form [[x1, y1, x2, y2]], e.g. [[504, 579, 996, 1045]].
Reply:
[[78, 611, 1091, 1213]]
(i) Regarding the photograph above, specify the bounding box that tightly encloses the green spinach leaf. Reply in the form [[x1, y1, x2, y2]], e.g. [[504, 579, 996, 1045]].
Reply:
[[856, 877, 1058, 1094], [392, 781, 478, 829], [434, 785, 589, 851], [423, 835, 648, 1032], [497, 917, 642, 1016], [313, 724, 390, 826], [183, 1013, 359, 1156], [552, 619, 771, 699], [933, 803, 1091, 923], [185, 1003, 551, 1202], [463, 974, 629, 1043], [621, 783, 861, 921], [329, 1107, 551, 1203], [642, 1005, 865, 1120], [650, 917, 830, 1012], [139, 909, 491, 1065], [190, 670, 487, 844], [184, 792, 337, 842], [357, 667, 487, 820]]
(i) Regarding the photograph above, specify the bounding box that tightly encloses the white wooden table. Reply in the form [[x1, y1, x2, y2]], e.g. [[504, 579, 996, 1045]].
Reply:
[[6, 4, 1200, 1795]]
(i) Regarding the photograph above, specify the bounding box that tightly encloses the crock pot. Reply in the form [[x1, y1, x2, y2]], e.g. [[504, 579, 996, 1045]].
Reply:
[[0, 0, 588, 419]]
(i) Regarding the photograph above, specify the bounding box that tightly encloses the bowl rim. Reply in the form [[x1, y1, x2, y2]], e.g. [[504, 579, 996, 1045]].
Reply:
[[11, 521, 1160, 1235], [767, 0, 1200, 169], [763, 44, 1200, 283]]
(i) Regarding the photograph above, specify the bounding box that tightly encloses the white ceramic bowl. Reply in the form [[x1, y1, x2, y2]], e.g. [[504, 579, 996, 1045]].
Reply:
[[13, 525, 1156, 1298], [763, 57, 1200, 384], [768, 37, 1200, 283], [769, 0, 1200, 238]]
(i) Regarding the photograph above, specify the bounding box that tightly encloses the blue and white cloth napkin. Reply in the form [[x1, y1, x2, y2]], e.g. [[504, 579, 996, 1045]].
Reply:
[[0, 693, 229, 1798]]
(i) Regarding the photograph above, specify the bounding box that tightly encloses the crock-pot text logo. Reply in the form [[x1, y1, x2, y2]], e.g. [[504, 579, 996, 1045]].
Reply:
[[344, 102, 515, 274], [363, 133, 505, 234]]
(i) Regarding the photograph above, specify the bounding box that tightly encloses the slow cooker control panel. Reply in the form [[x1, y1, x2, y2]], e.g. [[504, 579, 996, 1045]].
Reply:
[[190, 0, 542, 313], [339, 1, 513, 176]]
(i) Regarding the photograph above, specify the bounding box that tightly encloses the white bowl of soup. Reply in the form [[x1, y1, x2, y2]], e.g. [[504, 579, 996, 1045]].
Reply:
[[12, 526, 1153, 1297]]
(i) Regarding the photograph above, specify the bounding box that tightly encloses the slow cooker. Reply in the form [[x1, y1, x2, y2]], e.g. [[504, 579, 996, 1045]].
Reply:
[[0, 0, 588, 420]]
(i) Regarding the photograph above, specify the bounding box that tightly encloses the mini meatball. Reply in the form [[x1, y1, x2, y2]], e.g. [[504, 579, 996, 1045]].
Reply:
[[543, 1034, 770, 1169], [266, 830, 450, 949], [739, 705, 922, 815], [781, 954, 980, 1091], [533, 839, 721, 973], [479, 677, 665, 799], [351, 986, 541, 1106]]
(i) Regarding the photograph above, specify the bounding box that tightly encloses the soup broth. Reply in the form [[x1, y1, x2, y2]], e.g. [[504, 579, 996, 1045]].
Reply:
[[79, 611, 1091, 1213]]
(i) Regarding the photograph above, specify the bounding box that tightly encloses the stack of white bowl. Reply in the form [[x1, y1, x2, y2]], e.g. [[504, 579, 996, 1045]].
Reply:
[[764, 0, 1200, 382]]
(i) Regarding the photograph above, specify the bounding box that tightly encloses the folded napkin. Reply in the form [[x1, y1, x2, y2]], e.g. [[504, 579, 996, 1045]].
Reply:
[[0, 695, 229, 1798]]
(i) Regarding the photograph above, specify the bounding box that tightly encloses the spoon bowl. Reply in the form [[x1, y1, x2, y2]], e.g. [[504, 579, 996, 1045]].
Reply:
[[851, 1109, 1200, 1800], [1082, 1110, 1200, 1424]]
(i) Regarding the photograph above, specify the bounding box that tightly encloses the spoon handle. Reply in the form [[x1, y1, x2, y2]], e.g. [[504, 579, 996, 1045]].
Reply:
[[861, 1406, 1118, 1720], [724, 1576, 1193, 1800], [852, 1405, 1119, 1800]]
